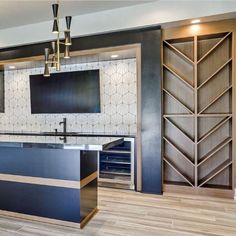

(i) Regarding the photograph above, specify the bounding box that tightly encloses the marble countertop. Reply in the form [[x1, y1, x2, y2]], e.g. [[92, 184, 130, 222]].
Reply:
[[0, 135, 123, 151]]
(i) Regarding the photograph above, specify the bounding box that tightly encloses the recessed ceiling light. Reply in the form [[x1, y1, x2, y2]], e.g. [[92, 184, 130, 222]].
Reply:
[[8, 65, 16, 69], [191, 19, 201, 24], [111, 54, 119, 59]]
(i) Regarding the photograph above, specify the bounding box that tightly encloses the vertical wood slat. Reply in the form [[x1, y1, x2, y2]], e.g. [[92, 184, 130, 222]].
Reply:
[[194, 35, 198, 187], [232, 27, 235, 191]]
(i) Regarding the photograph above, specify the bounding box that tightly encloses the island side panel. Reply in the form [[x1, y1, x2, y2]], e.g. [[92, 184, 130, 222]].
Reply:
[[80, 151, 98, 224]]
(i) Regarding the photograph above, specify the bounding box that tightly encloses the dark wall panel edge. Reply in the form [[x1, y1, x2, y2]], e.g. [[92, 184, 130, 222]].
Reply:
[[0, 26, 162, 194], [141, 30, 162, 194]]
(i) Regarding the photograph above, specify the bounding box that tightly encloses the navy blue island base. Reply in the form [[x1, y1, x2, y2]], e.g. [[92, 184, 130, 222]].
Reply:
[[0, 135, 122, 228]]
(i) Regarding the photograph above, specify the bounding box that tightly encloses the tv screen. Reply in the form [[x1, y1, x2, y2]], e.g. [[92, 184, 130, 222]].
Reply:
[[30, 70, 100, 114]]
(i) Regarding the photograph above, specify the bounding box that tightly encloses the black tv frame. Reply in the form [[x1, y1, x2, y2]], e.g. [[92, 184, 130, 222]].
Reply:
[[30, 70, 101, 114]]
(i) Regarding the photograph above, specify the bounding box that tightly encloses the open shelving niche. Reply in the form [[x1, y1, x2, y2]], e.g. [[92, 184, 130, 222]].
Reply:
[[162, 32, 234, 196]]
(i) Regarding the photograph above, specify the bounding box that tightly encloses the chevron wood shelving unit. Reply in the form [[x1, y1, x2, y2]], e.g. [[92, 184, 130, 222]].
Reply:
[[162, 30, 234, 197]]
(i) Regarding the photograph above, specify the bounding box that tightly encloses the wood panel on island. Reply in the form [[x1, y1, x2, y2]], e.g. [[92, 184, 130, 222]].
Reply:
[[162, 31, 233, 197]]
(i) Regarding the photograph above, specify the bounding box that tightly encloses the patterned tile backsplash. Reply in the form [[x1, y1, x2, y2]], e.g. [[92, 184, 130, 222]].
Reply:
[[1, 59, 137, 135]]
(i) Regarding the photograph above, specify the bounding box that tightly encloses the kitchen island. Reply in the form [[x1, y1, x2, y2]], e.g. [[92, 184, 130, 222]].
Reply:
[[0, 135, 122, 228]]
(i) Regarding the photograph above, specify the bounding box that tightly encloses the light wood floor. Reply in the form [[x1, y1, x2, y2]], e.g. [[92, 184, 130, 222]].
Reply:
[[0, 187, 236, 235]]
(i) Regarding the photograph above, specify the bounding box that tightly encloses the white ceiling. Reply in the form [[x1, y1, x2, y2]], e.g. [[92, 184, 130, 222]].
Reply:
[[0, 0, 153, 30]]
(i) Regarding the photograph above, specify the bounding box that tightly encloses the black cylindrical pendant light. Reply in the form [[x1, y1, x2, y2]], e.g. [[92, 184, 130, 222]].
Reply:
[[52, 4, 59, 33], [44, 64, 50, 77], [51, 41, 56, 54], [51, 42, 57, 68], [64, 45, 70, 59], [64, 31, 72, 46], [52, 20, 59, 34], [52, 4, 59, 18], [51, 55, 57, 68], [65, 16, 72, 31], [44, 48, 50, 77], [44, 48, 50, 62]]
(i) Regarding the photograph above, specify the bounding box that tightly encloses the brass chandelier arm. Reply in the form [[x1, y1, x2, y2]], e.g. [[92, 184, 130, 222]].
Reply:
[[43, 1, 72, 77], [45, 61, 59, 64]]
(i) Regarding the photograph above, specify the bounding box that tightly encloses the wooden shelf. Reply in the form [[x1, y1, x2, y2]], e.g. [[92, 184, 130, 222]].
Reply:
[[198, 159, 232, 187], [197, 32, 232, 64], [164, 157, 194, 187], [164, 117, 194, 142], [100, 169, 131, 176], [198, 116, 232, 144], [98, 177, 131, 185], [163, 40, 194, 65], [163, 88, 194, 114], [198, 85, 232, 114], [163, 64, 194, 90], [197, 114, 232, 117], [101, 150, 131, 154], [101, 160, 131, 165], [197, 58, 232, 89], [163, 137, 194, 166], [198, 137, 232, 166], [163, 114, 194, 118], [162, 30, 233, 193]]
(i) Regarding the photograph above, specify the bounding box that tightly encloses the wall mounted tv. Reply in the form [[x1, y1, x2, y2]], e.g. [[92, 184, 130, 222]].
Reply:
[[30, 70, 101, 114]]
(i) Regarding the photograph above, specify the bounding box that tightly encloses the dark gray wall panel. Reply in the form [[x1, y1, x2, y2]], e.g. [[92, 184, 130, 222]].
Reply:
[[141, 30, 162, 194], [0, 26, 162, 194]]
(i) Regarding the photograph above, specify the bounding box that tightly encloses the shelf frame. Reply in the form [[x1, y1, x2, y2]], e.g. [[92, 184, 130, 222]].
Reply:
[[163, 40, 194, 65], [164, 157, 194, 187], [163, 88, 194, 114], [163, 114, 194, 118], [162, 30, 234, 193], [198, 160, 232, 187], [197, 32, 232, 64], [198, 137, 232, 166], [164, 117, 194, 142], [198, 85, 232, 114], [163, 63, 194, 90], [198, 116, 232, 144], [163, 137, 194, 166], [197, 58, 232, 90]]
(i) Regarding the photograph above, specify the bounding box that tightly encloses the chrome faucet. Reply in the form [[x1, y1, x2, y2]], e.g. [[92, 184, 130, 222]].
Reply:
[[59, 118, 67, 134]]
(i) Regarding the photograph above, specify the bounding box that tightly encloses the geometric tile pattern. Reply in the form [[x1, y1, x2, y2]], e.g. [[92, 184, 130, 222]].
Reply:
[[1, 58, 137, 135]]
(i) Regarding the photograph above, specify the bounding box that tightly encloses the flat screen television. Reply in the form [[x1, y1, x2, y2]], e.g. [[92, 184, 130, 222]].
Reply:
[[30, 70, 101, 114]]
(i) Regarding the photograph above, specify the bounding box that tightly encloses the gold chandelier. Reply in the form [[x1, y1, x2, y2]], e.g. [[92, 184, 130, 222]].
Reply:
[[43, 1, 72, 77]]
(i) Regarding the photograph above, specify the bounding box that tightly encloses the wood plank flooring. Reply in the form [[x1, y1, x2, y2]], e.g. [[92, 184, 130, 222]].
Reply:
[[0, 187, 235, 235]]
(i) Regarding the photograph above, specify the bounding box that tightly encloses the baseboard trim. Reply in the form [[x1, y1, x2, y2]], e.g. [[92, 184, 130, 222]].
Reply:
[[163, 184, 234, 199], [0, 207, 98, 229]]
